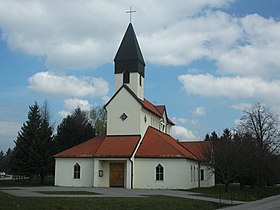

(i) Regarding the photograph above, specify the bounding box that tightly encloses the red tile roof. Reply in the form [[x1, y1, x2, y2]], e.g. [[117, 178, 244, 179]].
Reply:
[[155, 105, 165, 115], [142, 99, 175, 125], [135, 127, 197, 159], [54, 135, 105, 158], [143, 99, 162, 117], [95, 136, 140, 158], [180, 141, 212, 161], [54, 127, 210, 162], [54, 135, 141, 158]]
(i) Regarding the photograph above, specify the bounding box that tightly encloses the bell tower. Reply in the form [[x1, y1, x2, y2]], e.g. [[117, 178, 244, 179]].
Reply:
[[114, 23, 145, 100]]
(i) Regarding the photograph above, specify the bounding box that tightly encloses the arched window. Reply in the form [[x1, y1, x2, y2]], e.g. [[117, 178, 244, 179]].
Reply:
[[156, 164, 164, 181], [74, 163, 81, 179], [123, 71, 130, 84]]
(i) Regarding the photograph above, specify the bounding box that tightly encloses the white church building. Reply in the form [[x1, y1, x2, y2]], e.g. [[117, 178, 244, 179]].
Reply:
[[54, 23, 215, 189]]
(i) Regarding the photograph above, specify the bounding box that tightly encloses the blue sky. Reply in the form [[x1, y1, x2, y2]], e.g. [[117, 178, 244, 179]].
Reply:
[[1, 0, 280, 151]]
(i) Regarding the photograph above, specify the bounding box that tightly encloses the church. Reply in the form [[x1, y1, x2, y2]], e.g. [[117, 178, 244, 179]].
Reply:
[[54, 23, 215, 189]]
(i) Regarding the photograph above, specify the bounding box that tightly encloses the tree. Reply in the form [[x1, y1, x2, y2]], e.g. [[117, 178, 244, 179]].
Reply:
[[90, 106, 107, 135], [211, 129, 240, 191], [0, 151, 4, 172], [238, 103, 280, 186], [0, 148, 13, 174], [239, 103, 280, 155], [11, 103, 42, 178], [11, 101, 54, 184], [53, 107, 95, 154], [233, 133, 257, 189], [202, 130, 252, 191], [31, 101, 53, 184], [202, 104, 280, 191]]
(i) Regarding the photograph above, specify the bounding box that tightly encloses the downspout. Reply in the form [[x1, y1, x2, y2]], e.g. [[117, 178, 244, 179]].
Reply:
[[198, 162, 201, 188], [129, 158, 133, 189], [129, 133, 144, 189]]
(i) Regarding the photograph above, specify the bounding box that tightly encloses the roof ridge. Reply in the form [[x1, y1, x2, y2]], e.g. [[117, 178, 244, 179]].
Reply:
[[179, 142, 200, 160], [181, 141, 206, 143], [143, 99, 161, 117], [94, 136, 107, 157], [106, 134, 141, 137]]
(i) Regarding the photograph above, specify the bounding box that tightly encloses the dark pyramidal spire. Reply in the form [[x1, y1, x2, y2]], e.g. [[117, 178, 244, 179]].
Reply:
[[114, 23, 145, 77]]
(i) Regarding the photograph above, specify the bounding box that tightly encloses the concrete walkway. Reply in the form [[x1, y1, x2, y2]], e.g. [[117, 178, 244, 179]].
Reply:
[[0, 186, 245, 206], [2, 186, 279, 209], [1, 186, 279, 209], [221, 194, 280, 210]]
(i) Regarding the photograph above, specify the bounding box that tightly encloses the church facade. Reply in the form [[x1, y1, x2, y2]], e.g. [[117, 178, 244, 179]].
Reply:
[[54, 23, 215, 189]]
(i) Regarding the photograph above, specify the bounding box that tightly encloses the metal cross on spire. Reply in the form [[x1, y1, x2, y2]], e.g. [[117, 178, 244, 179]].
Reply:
[[126, 6, 136, 23]]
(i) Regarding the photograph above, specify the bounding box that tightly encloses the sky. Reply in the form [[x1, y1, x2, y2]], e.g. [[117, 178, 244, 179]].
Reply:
[[1, 0, 280, 152]]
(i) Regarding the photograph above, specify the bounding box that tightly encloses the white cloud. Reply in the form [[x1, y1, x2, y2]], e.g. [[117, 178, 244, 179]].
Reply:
[[1, 1, 279, 80], [0, 1, 239, 71], [28, 71, 109, 98], [193, 106, 206, 116], [0, 121, 21, 136], [58, 110, 70, 118], [178, 74, 280, 105], [178, 118, 189, 124], [232, 103, 252, 111], [215, 14, 280, 79], [171, 125, 196, 140], [64, 98, 92, 111], [172, 117, 189, 124], [59, 98, 92, 118], [234, 119, 242, 126], [141, 11, 242, 66]]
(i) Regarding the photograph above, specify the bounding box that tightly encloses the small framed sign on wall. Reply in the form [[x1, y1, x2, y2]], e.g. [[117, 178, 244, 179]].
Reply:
[[99, 170, 103, 177]]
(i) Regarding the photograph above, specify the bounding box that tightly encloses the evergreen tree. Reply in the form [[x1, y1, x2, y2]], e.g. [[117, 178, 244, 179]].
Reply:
[[11, 102, 53, 184], [31, 101, 53, 184], [11, 102, 42, 178], [53, 108, 95, 154]]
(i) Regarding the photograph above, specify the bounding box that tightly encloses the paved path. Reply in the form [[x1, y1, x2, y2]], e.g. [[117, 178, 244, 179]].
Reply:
[[0, 186, 244, 206], [1, 186, 279, 209], [221, 194, 280, 210]]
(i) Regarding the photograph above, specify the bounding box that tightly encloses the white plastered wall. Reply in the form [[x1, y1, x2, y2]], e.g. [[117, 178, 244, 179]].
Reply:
[[106, 88, 142, 135], [54, 158, 94, 187], [133, 158, 200, 189], [140, 109, 160, 137], [199, 164, 215, 188]]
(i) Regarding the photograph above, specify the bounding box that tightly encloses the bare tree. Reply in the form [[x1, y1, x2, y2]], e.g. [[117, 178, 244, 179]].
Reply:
[[239, 103, 280, 155], [238, 103, 280, 186], [90, 106, 107, 135]]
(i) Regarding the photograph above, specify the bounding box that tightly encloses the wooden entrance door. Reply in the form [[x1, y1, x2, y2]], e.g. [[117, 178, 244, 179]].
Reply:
[[110, 163, 124, 187]]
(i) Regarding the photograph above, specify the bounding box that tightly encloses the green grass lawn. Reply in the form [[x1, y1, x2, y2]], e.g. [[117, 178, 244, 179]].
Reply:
[[0, 191, 222, 210], [36, 191, 100, 195], [188, 184, 280, 201]]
